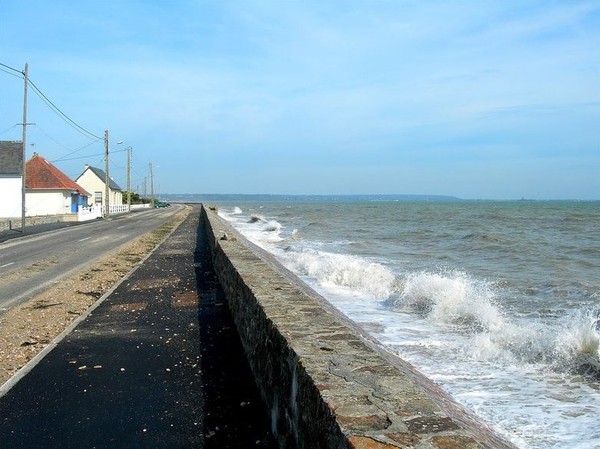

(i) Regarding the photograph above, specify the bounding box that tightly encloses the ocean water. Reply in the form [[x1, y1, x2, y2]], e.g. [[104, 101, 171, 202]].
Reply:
[[210, 197, 599, 449]]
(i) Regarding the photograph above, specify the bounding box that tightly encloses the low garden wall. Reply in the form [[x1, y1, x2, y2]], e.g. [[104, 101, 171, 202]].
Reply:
[[0, 214, 78, 232]]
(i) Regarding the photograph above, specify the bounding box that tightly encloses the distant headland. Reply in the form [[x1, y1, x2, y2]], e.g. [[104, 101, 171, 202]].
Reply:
[[160, 193, 462, 203]]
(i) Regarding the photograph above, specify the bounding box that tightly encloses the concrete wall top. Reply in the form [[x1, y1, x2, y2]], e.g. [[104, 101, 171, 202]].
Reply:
[[202, 205, 517, 449]]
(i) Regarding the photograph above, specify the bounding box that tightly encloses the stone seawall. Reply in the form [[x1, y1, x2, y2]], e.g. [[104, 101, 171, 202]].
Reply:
[[201, 205, 517, 449]]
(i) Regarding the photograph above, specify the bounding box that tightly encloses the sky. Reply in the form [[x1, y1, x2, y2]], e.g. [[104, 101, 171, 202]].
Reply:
[[1, 0, 599, 200]]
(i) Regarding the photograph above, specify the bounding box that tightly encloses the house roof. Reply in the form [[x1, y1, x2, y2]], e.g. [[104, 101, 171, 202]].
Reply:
[[78, 165, 123, 191], [25, 153, 90, 195], [0, 141, 23, 175]]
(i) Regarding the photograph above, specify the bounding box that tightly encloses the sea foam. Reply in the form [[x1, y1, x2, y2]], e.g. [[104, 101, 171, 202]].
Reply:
[[387, 271, 600, 376], [284, 250, 397, 300], [218, 200, 600, 449], [388, 271, 506, 333]]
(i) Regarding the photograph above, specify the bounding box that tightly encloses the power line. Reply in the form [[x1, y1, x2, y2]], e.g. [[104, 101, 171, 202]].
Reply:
[[52, 147, 127, 163], [28, 79, 103, 141], [0, 66, 22, 79], [0, 124, 20, 136], [52, 151, 105, 162], [50, 140, 99, 161], [1, 61, 104, 142], [32, 123, 78, 152], [0, 62, 22, 75], [2, 62, 135, 189]]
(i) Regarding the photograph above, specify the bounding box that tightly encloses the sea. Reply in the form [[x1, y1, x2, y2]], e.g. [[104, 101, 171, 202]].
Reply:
[[170, 195, 600, 449]]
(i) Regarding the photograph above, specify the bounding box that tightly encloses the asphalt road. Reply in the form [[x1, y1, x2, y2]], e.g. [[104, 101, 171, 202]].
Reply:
[[0, 205, 185, 312]]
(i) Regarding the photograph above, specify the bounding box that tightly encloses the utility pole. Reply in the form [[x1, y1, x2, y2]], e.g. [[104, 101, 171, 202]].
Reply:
[[149, 162, 154, 208], [21, 63, 28, 234], [104, 129, 110, 218], [126, 147, 132, 210], [143, 177, 147, 199]]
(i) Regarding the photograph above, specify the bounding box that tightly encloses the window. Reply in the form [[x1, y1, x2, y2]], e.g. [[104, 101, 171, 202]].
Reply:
[[94, 191, 102, 204]]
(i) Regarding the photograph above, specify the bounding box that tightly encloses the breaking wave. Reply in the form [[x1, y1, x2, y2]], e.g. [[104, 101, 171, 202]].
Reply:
[[283, 250, 397, 300], [552, 310, 600, 377], [222, 205, 600, 380], [219, 200, 600, 449], [387, 271, 506, 333], [385, 271, 600, 377], [285, 246, 600, 379]]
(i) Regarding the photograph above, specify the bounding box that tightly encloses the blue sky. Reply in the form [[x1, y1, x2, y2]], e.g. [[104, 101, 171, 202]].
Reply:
[[1, 0, 598, 199]]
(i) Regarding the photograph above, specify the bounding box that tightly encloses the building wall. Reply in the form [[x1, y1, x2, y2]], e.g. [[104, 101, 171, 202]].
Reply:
[[25, 190, 71, 216], [77, 170, 122, 207], [110, 189, 123, 206], [0, 177, 22, 218], [77, 170, 104, 204]]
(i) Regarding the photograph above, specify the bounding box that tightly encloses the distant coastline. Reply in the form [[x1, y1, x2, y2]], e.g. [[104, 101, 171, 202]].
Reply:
[[160, 193, 599, 203], [160, 193, 462, 203]]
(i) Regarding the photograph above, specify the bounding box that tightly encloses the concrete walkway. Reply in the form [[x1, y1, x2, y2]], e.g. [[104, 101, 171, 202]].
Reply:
[[0, 205, 277, 449]]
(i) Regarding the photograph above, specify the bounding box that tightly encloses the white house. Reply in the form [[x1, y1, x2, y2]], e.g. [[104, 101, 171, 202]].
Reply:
[[25, 153, 90, 216], [0, 141, 23, 218], [75, 164, 123, 210]]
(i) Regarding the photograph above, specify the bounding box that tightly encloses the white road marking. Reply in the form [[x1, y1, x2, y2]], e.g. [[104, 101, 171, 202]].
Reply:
[[78, 237, 92, 242], [1, 262, 15, 268]]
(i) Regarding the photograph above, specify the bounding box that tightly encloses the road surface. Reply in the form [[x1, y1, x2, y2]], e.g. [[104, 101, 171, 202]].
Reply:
[[0, 205, 185, 313]]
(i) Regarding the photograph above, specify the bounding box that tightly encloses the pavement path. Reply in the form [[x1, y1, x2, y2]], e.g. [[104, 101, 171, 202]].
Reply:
[[0, 205, 277, 449]]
